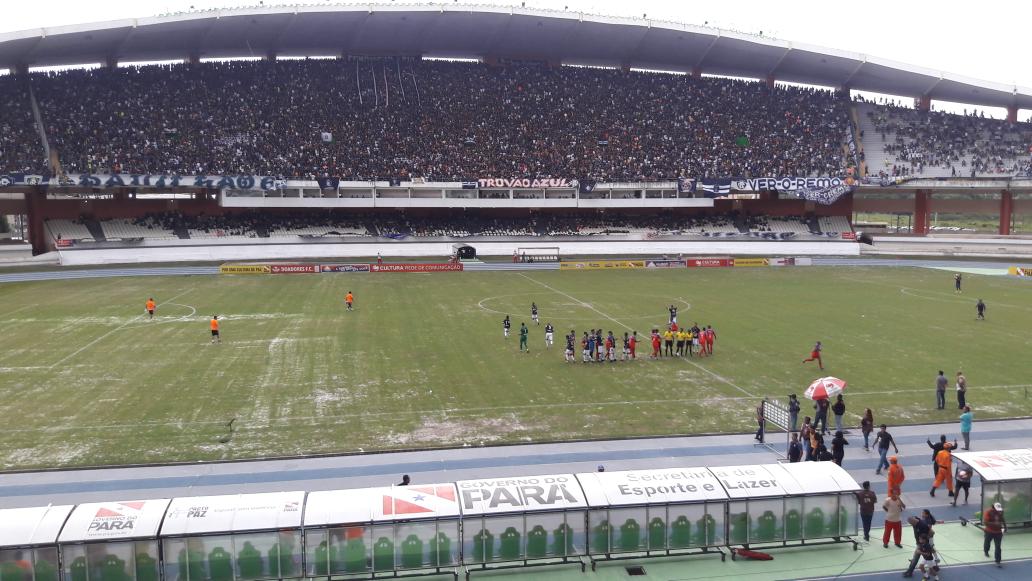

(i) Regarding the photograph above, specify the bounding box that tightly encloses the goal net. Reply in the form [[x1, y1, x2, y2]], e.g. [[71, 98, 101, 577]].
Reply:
[[514, 247, 560, 263]]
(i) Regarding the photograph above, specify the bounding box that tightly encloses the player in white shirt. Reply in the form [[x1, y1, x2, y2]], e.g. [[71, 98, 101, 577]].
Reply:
[[531, 302, 539, 325], [544, 323, 554, 347], [503, 315, 511, 338]]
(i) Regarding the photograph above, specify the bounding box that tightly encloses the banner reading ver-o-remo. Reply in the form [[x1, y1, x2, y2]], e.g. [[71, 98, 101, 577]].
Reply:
[[456, 474, 586, 514]]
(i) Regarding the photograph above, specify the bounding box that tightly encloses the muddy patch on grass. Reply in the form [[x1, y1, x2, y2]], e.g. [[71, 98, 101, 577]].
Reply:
[[378, 415, 538, 447]]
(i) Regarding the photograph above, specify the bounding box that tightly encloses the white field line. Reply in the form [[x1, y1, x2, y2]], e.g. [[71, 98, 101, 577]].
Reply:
[[6, 382, 1032, 434], [517, 273, 757, 398], [48, 288, 195, 369], [0, 304, 33, 318], [0, 396, 755, 433]]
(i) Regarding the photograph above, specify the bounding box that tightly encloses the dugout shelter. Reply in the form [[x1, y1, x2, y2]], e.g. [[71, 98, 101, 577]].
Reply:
[[711, 462, 860, 556], [0, 505, 73, 581], [576, 467, 729, 566], [954, 449, 1032, 529], [158, 491, 306, 581], [57, 499, 170, 581], [456, 474, 588, 575], [303, 483, 461, 579]]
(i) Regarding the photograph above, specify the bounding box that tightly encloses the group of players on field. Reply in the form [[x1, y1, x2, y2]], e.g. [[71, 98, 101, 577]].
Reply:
[[502, 304, 716, 362]]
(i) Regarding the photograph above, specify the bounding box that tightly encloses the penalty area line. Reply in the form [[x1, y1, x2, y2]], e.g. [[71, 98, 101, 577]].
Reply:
[[516, 273, 757, 399]]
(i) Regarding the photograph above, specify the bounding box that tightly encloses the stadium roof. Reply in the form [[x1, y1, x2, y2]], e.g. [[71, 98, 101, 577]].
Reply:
[[2, 3, 1030, 110]]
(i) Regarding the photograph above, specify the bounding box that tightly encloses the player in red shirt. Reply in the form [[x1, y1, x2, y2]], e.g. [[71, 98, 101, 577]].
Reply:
[[650, 330, 661, 359], [629, 331, 638, 359], [803, 341, 824, 370]]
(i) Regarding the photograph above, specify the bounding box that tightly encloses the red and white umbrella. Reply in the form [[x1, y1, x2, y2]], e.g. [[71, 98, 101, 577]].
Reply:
[[804, 377, 847, 400]]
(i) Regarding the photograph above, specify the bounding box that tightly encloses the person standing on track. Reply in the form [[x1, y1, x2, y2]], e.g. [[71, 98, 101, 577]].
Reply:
[[874, 424, 899, 475], [882, 492, 906, 549], [855, 481, 877, 542], [209, 315, 221, 344], [803, 341, 824, 369], [345, 291, 354, 312], [952, 465, 972, 506], [861, 408, 874, 451], [145, 297, 156, 319], [960, 405, 973, 450], [983, 502, 1006, 567], [886, 456, 905, 496], [930, 442, 955, 498]]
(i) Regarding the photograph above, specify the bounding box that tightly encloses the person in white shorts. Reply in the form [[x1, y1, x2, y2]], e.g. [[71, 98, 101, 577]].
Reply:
[[531, 302, 539, 325], [544, 323, 554, 347]]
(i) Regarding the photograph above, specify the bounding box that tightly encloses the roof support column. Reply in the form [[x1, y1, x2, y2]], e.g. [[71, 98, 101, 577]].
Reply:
[[691, 66, 702, 78], [838, 84, 851, 101], [916, 95, 931, 112], [1000, 190, 1013, 235], [914, 190, 930, 235], [24, 192, 48, 255], [187, 54, 201, 65], [765, 74, 775, 89], [265, 50, 277, 61], [1007, 105, 1018, 124], [13, 63, 29, 76], [103, 56, 118, 68]]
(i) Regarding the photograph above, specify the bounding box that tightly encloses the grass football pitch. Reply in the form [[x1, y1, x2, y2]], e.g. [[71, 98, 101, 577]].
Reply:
[[0, 266, 1030, 470]]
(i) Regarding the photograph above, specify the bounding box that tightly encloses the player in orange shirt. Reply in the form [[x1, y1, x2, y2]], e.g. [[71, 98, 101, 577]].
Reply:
[[210, 315, 221, 344], [345, 291, 354, 311], [145, 298, 156, 319]]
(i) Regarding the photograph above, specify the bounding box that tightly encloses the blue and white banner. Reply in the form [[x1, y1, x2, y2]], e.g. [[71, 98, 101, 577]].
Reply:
[[783, 182, 856, 205], [730, 177, 850, 192], [700, 178, 732, 196], [53, 173, 284, 190]]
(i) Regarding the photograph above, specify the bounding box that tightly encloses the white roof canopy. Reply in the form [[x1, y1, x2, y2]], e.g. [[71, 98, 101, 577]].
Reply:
[[710, 463, 860, 500], [0, 506, 74, 548], [160, 492, 305, 536], [58, 500, 170, 543], [576, 467, 728, 506], [305, 484, 460, 526], [0, 4, 1027, 110], [953, 449, 1032, 483], [457, 474, 586, 515]]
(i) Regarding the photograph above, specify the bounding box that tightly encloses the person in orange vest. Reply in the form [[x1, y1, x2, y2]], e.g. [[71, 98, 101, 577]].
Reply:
[[930, 442, 955, 497], [145, 297, 156, 319], [345, 291, 354, 312], [210, 315, 221, 344], [887, 456, 905, 497]]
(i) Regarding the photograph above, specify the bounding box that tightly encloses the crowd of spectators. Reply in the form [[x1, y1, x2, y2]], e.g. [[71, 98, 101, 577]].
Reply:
[[0, 75, 46, 173], [864, 102, 1032, 177], [59, 211, 848, 240], [25, 59, 849, 181]]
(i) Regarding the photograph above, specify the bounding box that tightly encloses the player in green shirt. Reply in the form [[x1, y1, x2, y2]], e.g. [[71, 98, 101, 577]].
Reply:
[[519, 323, 529, 352]]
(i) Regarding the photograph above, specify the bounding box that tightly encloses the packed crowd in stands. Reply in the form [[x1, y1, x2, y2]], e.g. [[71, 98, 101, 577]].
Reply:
[[0, 75, 45, 173], [19, 59, 849, 181], [863, 101, 1032, 177], [49, 211, 849, 241]]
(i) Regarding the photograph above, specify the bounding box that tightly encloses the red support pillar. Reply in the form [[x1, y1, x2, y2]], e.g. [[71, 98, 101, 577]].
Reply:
[[916, 95, 931, 111], [765, 74, 775, 89], [1007, 105, 1018, 124], [913, 190, 930, 235], [1000, 190, 1013, 235], [24, 191, 48, 255]]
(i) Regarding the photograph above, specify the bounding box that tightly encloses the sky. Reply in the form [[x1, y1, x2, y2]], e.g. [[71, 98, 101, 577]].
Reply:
[[2, 0, 1030, 117]]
